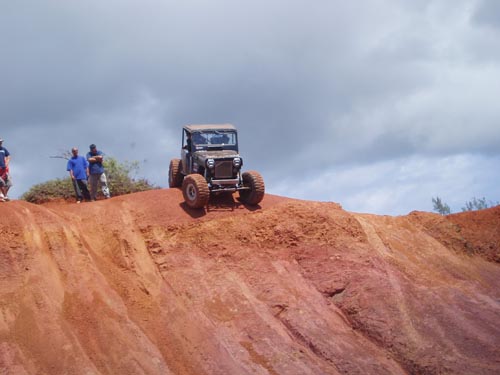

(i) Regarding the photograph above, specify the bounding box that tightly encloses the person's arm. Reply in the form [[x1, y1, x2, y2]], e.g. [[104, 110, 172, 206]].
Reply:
[[83, 158, 89, 177], [4, 155, 10, 167], [67, 161, 75, 179], [87, 152, 103, 163]]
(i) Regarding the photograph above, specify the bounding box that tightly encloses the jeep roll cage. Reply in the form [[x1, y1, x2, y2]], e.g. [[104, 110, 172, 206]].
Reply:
[[182, 124, 239, 153]]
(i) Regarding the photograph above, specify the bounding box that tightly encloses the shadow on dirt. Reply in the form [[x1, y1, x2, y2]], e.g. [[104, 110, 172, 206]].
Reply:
[[179, 202, 208, 218], [208, 193, 241, 212], [208, 193, 263, 212], [180, 193, 262, 217]]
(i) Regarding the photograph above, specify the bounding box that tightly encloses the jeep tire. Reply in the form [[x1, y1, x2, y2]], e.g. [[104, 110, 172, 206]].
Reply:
[[239, 171, 265, 205], [182, 174, 210, 208], [169, 159, 183, 188]]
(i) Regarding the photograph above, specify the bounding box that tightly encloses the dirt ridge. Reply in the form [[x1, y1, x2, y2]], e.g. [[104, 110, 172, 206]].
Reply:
[[1, 189, 499, 375]]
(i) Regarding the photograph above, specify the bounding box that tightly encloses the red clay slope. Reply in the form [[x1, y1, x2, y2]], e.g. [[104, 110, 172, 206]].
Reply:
[[0, 189, 499, 375]]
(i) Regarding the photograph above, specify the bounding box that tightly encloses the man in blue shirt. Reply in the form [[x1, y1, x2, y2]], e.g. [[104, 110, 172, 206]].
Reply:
[[0, 166, 12, 202], [66, 147, 91, 203], [0, 138, 12, 201], [86, 144, 111, 200], [0, 138, 10, 168]]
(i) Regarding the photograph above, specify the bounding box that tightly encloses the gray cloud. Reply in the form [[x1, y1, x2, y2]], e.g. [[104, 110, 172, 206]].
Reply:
[[2, 0, 499, 214], [473, 0, 500, 28]]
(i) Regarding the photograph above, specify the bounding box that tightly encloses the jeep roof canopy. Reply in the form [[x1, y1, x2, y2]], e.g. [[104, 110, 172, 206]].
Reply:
[[183, 124, 236, 132]]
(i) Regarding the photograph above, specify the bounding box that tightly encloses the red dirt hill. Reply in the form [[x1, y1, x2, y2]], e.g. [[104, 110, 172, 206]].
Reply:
[[1, 189, 499, 375]]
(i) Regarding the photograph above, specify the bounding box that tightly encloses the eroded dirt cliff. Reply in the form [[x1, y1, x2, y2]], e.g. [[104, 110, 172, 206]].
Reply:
[[1, 189, 499, 374]]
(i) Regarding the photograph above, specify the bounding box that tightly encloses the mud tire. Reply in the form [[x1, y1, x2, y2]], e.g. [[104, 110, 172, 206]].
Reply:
[[239, 171, 265, 205], [169, 159, 183, 188], [182, 174, 210, 208]]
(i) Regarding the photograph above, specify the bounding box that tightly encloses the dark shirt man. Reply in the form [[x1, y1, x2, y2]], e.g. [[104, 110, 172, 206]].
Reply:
[[86, 144, 111, 200], [0, 138, 10, 168], [0, 138, 12, 201], [0, 166, 12, 202]]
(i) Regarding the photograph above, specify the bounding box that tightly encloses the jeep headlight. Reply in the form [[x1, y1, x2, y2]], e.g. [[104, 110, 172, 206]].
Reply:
[[233, 157, 242, 168], [206, 158, 215, 169]]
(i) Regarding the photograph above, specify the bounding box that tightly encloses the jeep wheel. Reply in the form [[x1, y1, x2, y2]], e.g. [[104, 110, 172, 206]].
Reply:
[[182, 174, 210, 208], [239, 171, 265, 205], [169, 159, 183, 188]]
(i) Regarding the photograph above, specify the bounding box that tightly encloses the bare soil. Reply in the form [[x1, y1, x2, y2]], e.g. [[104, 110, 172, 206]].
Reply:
[[1, 189, 499, 374]]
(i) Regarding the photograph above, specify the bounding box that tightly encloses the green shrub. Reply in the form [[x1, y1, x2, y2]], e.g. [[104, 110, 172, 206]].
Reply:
[[21, 157, 158, 203], [21, 178, 75, 203], [432, 196, 499, 214], [461, 197, 499, 212], [432, 196, 451, 215], [104, 158, 158, 197]]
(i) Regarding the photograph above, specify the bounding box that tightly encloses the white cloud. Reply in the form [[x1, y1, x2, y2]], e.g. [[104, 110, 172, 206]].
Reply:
[[270, 154, 500, 215]]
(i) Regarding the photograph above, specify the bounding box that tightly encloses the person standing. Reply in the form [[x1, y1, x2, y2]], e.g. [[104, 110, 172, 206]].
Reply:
[[67, 147, 91, 203], [0, 138, 11, 201], [86, 144, 111, 200], [0, 166, 12, 202]]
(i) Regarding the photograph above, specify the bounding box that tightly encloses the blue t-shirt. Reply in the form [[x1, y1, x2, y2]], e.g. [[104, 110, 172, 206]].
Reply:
[[86, 150, 105, 175], [67, 156, 88, 180], [0, 147, 10, 168]]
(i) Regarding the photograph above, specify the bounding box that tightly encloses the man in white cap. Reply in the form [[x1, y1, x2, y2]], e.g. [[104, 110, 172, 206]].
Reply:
[[0, 138, 12, 201]]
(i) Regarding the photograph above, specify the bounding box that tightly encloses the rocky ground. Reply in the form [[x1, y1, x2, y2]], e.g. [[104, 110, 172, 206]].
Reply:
[[1, 189, 499, 374]]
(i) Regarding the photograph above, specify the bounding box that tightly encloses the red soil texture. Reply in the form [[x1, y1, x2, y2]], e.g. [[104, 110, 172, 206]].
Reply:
[[1, 189, 499, 375]]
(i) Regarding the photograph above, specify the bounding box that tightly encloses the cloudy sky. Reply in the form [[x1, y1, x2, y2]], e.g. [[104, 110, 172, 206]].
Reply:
[[2, 0, 499, 215]]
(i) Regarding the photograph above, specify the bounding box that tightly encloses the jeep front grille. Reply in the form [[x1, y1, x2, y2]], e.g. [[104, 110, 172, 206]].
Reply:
[[214, 160, 234, 179]]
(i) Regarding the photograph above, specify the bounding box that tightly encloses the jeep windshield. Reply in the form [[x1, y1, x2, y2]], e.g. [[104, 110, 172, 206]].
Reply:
[[192, 131, 238, 151]]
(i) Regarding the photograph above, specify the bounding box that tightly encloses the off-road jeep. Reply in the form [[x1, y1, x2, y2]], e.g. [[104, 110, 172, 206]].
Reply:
[[169, 124, 265, 208]]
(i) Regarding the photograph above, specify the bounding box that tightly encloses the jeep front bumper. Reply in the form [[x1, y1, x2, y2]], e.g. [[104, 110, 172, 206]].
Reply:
[[209, 178, 251, 193]]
